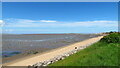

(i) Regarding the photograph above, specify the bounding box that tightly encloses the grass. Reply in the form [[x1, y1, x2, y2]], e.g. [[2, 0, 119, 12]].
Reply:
[[49, 33, 119, 66]]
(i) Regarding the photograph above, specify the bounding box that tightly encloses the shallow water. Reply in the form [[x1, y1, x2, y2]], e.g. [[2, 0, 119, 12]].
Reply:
[[2, 51, 21, 57]]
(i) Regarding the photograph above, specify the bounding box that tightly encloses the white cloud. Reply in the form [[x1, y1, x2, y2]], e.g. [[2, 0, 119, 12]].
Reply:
[[0, 20, 3, 23], [3, 29, 14, 32], [3, 18, 117, 28], [40, 20, 57, 22], [0, 20, 4, 27]]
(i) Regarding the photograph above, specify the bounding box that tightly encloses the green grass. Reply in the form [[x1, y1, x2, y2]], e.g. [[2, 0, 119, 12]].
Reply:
[[49, 33, 119, 66]]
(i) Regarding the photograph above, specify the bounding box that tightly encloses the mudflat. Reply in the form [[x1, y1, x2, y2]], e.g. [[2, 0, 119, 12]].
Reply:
[[3, 36, 103, 66], [3, 34, 100, 63]]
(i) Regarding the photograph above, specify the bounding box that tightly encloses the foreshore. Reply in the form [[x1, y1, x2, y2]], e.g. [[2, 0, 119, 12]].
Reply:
[[3, 36, 103, 66], [2, 34, 100, 63]]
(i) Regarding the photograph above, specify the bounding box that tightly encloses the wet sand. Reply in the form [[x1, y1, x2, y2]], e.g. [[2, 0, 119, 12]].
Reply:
[[3, 36, 103, 66]]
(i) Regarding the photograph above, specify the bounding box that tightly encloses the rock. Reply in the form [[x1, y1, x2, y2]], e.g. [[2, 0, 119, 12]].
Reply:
[[61, 57, 65, 60], [73, 50, 77, 53], [43, 64, 47, 67], [50, 60, 54, 63], [65, 53, 70, 57], [55, 59, 58, 61]]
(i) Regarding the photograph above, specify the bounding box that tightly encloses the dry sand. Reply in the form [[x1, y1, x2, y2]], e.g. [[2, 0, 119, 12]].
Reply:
[[3, 36, 103, 66]]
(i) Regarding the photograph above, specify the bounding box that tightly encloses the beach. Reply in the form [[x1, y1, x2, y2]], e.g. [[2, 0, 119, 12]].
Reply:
[[2, 34, 101, 63], [3, 35, 103, 66]]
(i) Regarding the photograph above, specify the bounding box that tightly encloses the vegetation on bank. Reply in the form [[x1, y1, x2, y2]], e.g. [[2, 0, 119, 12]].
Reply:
[[49, 33, 119, 66], [100, 33, 120, 43]]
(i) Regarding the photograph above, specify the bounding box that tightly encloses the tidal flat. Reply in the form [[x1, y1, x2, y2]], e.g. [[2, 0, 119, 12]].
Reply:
[[2, 34, 101, 63]]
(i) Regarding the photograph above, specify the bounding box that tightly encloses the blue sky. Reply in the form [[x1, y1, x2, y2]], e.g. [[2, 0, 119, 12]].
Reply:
[[1, 2, 118, 34]]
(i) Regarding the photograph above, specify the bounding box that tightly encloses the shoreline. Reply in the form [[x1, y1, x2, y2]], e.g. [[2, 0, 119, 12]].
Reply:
[[3, 36, 103, 66], [2, 34, 100, 64]]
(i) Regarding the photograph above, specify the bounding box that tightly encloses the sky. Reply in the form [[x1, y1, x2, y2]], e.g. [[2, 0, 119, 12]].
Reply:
[[1, 2, 118, 34], [2, 0, 120, 2]]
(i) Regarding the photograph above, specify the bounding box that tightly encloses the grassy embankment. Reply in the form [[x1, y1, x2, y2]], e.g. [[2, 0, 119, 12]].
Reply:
[[49, 33, 120, 66]]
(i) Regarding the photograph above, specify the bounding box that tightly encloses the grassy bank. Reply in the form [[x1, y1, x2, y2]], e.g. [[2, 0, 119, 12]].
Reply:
[[49, 33, 119, 66]]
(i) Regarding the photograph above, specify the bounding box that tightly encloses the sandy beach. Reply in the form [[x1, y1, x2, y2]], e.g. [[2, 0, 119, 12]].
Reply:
[[3, 36, 103, 66]]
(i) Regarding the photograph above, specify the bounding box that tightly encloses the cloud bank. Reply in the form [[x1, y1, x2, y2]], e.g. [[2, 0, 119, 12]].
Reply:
[[2, 18, 118, 34], [3, 18, 117, 27]]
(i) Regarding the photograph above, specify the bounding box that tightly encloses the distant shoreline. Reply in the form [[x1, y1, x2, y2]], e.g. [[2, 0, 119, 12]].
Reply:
[[2, 33, 101, 35]]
